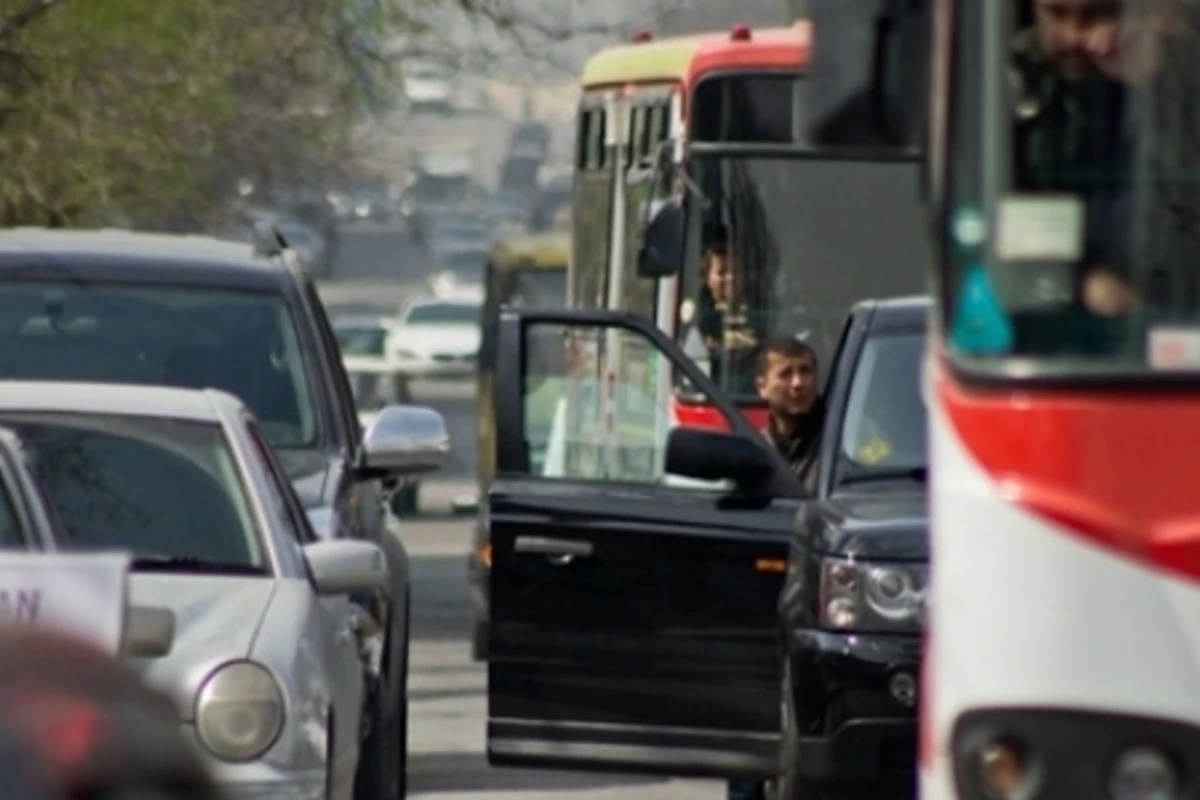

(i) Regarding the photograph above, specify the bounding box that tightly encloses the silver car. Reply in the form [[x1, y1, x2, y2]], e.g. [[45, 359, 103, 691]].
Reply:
[[0, 381, 449, 799]]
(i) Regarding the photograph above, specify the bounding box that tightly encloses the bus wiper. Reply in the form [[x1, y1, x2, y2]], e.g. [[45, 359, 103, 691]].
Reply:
[[131, 555, 267, 575], [839, 465, 928, 485]]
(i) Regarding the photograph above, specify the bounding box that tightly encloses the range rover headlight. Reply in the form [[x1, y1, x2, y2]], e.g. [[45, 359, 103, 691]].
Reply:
[[195, 661, 285, 762], [820, 557, 927, 632]]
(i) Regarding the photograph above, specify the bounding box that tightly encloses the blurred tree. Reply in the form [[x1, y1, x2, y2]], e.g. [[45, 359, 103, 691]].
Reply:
[[0, 0, 683, 228]]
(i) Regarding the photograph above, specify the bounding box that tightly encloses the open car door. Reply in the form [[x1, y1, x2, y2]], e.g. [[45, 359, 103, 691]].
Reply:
[[486, 307, 804, 780]]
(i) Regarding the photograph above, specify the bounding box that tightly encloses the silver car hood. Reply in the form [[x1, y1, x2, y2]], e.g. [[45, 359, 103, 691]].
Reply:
[[129, 574, 276, 721]]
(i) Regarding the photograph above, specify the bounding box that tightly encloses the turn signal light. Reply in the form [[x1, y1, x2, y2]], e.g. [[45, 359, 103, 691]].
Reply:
[[975, 736, 1031, 800], [480, 544, 492, 568]]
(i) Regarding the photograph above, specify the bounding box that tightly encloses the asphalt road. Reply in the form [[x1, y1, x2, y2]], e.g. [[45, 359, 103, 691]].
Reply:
[[324, 227, 724, 798]]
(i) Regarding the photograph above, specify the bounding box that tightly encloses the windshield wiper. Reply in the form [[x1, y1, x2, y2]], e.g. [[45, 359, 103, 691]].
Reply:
[[839, 465, 928, 485], [131, 555, 267, 575]]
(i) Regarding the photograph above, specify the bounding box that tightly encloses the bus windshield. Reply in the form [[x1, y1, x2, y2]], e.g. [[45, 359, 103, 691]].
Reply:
[[945, 0, 1200, 375], [678, 154, 930, 398]]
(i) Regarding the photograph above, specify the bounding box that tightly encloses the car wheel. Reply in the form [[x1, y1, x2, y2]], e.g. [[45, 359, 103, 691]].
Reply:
[[777, 658, 808, 800]]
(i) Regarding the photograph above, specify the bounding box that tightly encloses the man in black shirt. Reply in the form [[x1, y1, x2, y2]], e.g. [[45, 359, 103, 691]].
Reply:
[[727, 338, 824, 800], [756, 336, 824, 491]]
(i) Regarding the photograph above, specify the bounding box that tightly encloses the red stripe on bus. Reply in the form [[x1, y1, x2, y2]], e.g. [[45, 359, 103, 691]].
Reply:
[[937, 363, 1200, 583], [668, 397, 769, 430]]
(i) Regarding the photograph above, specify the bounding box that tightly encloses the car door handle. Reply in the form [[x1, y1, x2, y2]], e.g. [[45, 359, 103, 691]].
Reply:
[[514, 536, 593, 558]]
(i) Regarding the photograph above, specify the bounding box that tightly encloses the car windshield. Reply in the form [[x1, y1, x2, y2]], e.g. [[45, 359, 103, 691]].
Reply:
[[2, 413, 263, 566], [335, 324, 387, 357], [405, 302, 479, 326], [0, 282, 320, 447], [838, 331, 927, 474], [674, 155, 930, 397]]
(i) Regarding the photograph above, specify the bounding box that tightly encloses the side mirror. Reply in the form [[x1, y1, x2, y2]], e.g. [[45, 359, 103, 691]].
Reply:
[[665, 427, 773, 488], [636, 198, 684, 279], [123, 605, 175, 658], [358, 404, 451, 479], [303, 540, 390, 596]]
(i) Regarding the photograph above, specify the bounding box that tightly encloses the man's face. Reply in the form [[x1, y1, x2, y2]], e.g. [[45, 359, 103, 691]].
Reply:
[[1034, 0, 1123, 82], [756, 350, 818, 417], [706, 252, 734, 303]]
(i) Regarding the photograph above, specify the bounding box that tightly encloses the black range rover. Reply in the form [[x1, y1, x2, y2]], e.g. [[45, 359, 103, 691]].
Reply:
[[776, 296, 928, 800]]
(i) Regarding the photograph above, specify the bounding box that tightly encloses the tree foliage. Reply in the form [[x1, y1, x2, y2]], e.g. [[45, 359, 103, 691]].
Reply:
[[0, 0, 673, 229]]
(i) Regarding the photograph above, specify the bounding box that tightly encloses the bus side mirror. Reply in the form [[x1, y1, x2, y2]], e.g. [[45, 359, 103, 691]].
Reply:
[[636, 199, 684, 279]]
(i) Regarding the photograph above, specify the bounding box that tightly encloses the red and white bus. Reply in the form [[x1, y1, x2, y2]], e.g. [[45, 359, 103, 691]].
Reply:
[[572, 19, 929, 442], [922, 1, 1200, 798]]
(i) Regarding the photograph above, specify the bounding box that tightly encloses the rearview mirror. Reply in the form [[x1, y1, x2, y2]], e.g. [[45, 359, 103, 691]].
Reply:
[[303, 540, 390, 596], [636, 198, 684, 279], [358, 404, 451, 479], [123, 605, 175, 659], [665, 427, 773, 488]]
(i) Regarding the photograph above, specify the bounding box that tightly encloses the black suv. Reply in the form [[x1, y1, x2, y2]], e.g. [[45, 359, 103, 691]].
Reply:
[[473, 296, 927, 800], [0, 227, 448, 800]]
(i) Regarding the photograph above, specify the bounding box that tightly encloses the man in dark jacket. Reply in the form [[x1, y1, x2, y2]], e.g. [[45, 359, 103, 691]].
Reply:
[[1012, 0, 1127, 191], [756, 336, 823, 490], [727, 337, 824, 800]]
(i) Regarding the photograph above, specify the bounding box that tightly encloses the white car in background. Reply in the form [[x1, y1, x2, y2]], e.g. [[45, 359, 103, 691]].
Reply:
[[389, 298, 481, 379], [403, 59, 455, 112]]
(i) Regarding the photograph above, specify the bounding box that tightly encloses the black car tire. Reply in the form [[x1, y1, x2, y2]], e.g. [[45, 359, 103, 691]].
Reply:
[[777, 658, 809, 800]]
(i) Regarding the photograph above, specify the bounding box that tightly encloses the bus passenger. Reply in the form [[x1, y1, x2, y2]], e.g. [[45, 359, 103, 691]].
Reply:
[[697, 229, 760, 393]]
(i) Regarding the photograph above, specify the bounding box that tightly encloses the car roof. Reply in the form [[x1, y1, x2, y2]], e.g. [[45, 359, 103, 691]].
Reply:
[[853, 295, 931, 330], [0, 381, 241, 424], [0, 228, 290, 291]]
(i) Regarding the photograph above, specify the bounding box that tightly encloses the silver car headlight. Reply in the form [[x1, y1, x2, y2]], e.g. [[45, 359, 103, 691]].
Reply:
[[820, 557, 927, 632], [196, 661, 285, 762]]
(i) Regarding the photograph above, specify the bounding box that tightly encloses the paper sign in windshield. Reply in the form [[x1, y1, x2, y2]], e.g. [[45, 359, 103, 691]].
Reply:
[[996, 196, 1084, 262], [0, 553, 129, 653], [1148, 327, 1200, 370]]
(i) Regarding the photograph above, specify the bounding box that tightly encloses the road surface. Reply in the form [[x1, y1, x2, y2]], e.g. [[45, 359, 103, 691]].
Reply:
[[326, 226, 725, 798]]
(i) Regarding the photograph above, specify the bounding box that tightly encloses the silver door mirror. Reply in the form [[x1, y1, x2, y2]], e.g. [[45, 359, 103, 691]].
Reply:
[[303, 540, 390, 596], [359, 404, 451, 479]]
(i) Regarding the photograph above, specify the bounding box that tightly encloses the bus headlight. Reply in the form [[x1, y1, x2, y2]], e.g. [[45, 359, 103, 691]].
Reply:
[[819, 557, 927, 632], [195, 661, 284, 762], [1109, 747, 1180, 800]]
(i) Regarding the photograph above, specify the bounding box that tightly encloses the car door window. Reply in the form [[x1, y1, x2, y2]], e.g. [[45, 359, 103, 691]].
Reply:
[[245, 420, 316, 544], [522, 321, 742, 484]]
